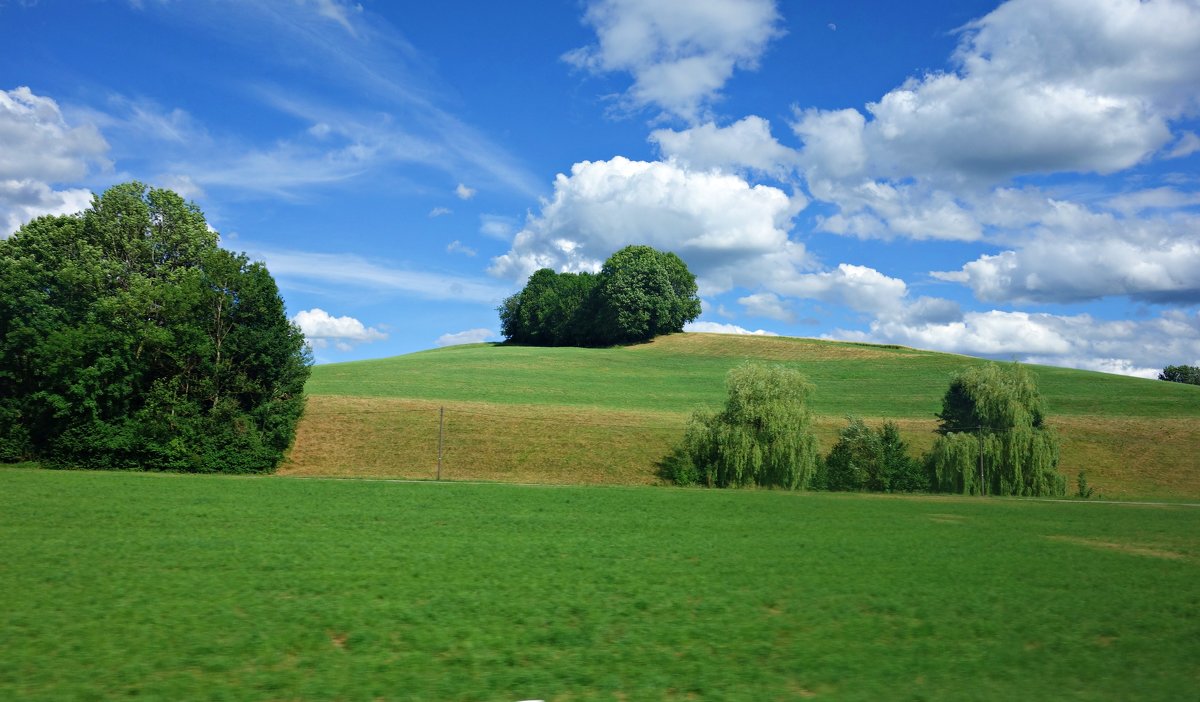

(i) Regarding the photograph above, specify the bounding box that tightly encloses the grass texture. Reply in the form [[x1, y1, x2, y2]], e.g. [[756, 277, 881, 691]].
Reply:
[[286, 334, 1200, 498], [2, 467, 1197, 700]]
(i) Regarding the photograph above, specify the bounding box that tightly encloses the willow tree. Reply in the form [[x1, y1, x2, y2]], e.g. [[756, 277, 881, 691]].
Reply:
[[926, 363, 1064, 496], [680, 362, 820, 489]]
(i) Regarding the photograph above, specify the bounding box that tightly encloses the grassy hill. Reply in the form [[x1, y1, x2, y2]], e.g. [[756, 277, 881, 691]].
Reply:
[[282, 333, 1200, 499]]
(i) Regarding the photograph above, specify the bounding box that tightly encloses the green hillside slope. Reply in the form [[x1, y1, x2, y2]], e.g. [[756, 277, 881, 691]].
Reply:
[[284, 333, 1200, 498]]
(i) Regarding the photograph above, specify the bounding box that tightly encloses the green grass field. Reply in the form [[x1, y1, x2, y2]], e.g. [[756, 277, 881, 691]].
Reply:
[[2, 467, 1197, 700], [285, 334, 1200, 498]]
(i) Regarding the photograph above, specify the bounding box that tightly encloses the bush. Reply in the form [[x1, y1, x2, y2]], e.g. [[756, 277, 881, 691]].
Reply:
[[824, 418, 929, 492]]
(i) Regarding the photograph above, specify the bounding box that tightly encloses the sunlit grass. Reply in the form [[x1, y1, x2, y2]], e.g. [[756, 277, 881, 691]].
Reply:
[[2, 468, 1197, 700]]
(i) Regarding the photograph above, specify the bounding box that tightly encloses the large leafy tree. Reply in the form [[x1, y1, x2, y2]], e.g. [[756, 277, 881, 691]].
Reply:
[[926, 363, 1064, 496], [0, 182, 310, 472], [498, 244, 701, 347], [679, 362, 820, 490], [593, 245, 701, 345]]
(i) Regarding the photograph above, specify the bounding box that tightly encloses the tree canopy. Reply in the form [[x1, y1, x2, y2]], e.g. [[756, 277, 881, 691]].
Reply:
[[499, 245, 700, 347], [1159, 365, 1200, 386], [0, 182, 310, 473], [927, 363, 1064, 496]]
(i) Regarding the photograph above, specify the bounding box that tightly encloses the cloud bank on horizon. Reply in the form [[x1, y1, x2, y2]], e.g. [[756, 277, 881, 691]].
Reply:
[[1, 0, 1198, 375]]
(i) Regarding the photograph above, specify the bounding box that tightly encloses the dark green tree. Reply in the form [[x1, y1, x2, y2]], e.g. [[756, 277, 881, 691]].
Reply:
[[0, 182, 310, 472], [822, 417, 928, 492], [925, 363, 1064, 496], [1159, 365, 1200, 385], [679, 362, 820, 489]]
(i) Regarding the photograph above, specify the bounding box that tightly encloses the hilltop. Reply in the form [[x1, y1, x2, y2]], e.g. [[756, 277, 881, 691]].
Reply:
[[282, 333, 1200, 498]]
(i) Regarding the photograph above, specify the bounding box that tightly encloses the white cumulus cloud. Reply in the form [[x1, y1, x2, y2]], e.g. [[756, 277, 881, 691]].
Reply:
[[291, 308, 387, 350], [933, 208, 1200, 304], [0, 87, 110, 237], [489, 157, 807, 295], [841, 308, 1200, 378], [455, 182, 476, 200]]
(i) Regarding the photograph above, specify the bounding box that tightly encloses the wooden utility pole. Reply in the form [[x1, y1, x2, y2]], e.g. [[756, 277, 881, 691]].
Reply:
[[437, 406, 444, 481]]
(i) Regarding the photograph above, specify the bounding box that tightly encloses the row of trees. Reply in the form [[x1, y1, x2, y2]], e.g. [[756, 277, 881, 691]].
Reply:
[[0, 183, 310, 473], [662, 361, 1066, 497], [499, 245, 701, 346]]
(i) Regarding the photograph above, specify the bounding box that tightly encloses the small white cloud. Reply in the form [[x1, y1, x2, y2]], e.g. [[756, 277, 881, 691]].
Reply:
[[737, 292, 795, 322], [308, 122, 332, 138], [446, 240, 476, 256], [480, 214, 516, 240], [685, 321, 778, 336], [650, 116, 798, 175], [157, 174, 205, 200], [436, 328, 495, 346], [455, 182, 476, 200], [827, 22, 836, 31], [291, 308, 387, 351], [1166, 131, 1200, 159], [779, 263, 908, 315], [428, 206, 452, 217], [565, 0, 784, 121]]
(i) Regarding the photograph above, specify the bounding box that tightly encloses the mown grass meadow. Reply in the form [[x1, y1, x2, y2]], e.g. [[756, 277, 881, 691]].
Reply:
[[2, 467, 1198, 700]]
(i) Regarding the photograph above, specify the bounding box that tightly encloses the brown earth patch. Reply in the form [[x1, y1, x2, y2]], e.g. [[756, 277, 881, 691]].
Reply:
[[1045, 535, 1187, 560]]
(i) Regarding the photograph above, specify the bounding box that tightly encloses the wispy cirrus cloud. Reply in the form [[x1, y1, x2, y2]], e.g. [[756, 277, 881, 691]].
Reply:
[[251, 246, 511, 304], [68, 0, 543, 201]]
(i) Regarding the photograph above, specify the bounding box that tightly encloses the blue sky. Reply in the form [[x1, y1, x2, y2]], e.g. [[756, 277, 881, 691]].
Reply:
[[2, 0, 1198, 377]]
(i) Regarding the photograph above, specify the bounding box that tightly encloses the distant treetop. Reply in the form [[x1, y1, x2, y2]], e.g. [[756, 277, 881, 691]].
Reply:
[[1159, 365, 1200, 386], [499, 244, 701, 347]]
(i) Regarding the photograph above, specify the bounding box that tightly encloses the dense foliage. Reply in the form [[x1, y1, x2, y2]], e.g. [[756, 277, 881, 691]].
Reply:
[[0, 183, 310, 472], [817, 417, 929, 492], [1159, 364, 1200, 385], [673, 362, 820, 489], [926, 363, 1064, 496], [499, 244, 700, 346]]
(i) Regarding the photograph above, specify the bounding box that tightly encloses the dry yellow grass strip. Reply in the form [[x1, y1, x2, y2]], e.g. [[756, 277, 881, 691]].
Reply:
[[1050, 416, 1200, 499], [629, 332, 925, 361], [1045, 535, 1188, 561], [282, 398, 1199, 498], [280, 395, 688, 485]]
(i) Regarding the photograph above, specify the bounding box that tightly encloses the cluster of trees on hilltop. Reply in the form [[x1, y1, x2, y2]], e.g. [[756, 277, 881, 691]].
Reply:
[[499, 245, 701, 347], [1159, 365, 1200, 385], [663, 361, 1066, 497], [0, 183, 310, 473]]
